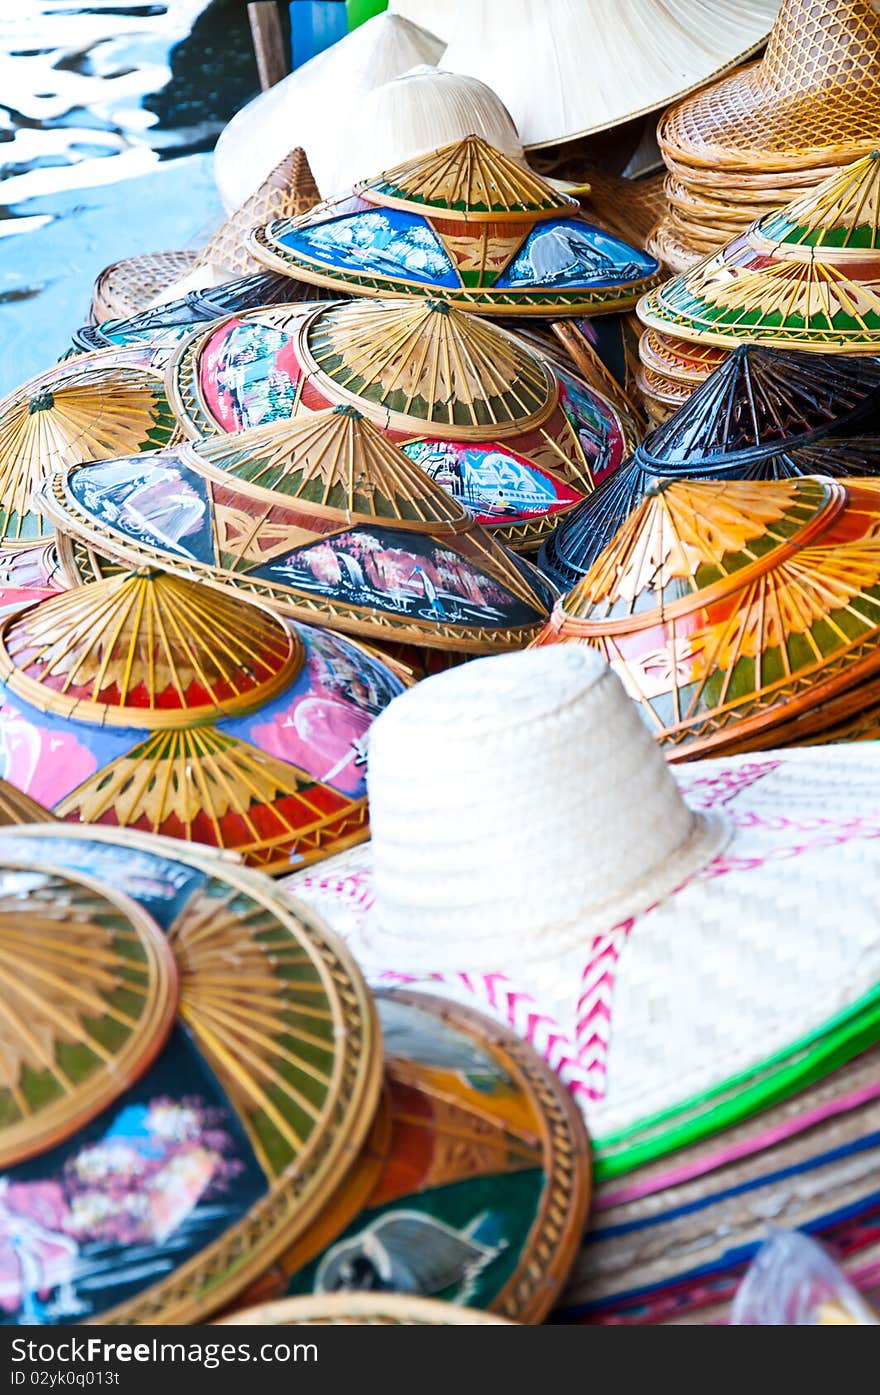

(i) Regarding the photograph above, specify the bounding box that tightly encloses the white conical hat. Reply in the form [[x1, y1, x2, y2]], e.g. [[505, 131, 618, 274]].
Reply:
[[433, 0, 782, 148], [327, 65, 526, 196], [213, 13, 442, 209], [282, 645, 880, 1166]]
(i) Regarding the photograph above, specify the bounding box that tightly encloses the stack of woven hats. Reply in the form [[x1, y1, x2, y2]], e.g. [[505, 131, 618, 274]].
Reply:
[[538, 342, 880, 590], [636, 146, 880, 420], [647, 0, 880, 275]]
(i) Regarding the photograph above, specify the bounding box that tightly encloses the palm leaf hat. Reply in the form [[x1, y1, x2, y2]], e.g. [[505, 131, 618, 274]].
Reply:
[[38, 407, 556, 655], [0, 569, 405, 871], [538, 344, 880, 589], [0, 820, 381, 1324], [248, 135, 661, 317], [165, 296, 632, 552]]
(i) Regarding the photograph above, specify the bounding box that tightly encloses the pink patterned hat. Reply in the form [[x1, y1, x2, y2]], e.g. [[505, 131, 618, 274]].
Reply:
[[282, 645, 880, 1174]]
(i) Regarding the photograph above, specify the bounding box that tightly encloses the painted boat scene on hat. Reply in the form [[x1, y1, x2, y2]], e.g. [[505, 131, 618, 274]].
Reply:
[[6, 0, 880, 1339]]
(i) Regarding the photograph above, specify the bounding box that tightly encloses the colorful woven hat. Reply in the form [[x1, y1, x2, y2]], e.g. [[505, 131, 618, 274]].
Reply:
[[0, 821, 381, 1324], [0, 350, 177, 552], [538, 345, 880, 588], [535, 476, 880, 758], [281, 647, 880, 1184], [39, 419, 556, 653], [75, 271, 328, 356], [639, 153, 880, 351], [248, 135, 661, 316], [0, 570, 404, 870], [167, 297, 631, 551], [563, 1054, 880, 1322], [429, 0, 780, 149], [229, 989, 589, 1322]]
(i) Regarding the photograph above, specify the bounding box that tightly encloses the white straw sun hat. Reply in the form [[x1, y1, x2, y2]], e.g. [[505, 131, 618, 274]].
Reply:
[[330, 66, 528, 197], [213, 13, 443, 209], [283, 645, 880, 1174]]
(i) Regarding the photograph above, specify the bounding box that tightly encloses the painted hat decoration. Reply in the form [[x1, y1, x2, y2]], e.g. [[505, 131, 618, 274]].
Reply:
[[535, 475, 880, 759], [39, 414, 556, 653], [230, 989, 590, 1323], [0, 859, 178, 1170], [167, 297, 631, 551], [538, 345, 880, 588], [281, 646, 880, 1182], [248, 135, 662, 317], [639, 153, 880, 352], [0, 569, 405, 870], [0, 822, 381, 1324], [0, 349, 177, 552], [73, 270, 329, 355]]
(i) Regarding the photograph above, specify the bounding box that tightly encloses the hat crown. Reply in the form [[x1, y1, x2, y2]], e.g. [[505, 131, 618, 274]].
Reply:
[[361, 132, 571, 217], [188, 406, 469, 530], [367, 647, 700, 961], [757, 150, 880, 248], [762, 0, 880, 94]]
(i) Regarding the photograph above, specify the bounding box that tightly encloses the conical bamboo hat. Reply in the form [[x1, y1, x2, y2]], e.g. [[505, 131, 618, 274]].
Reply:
[[300, 297, 554, 434], [0, 860, 177, 1168], [0, 569, 299, 727], [0, 351, 176, 550], [638, 155, 880, 350], [534, 476, 880, 757], [187, 406, 469, 530], [166, 299, 626, 554], [659, 0, 880, 172], [635, 344, 880, 468], [37, 449, 556, 653], [433, 0, 780, 149], [357, 134, 571, 221], [0, 570, 402, 868], [195, 148, 321, 280], [249, 135, 661, 316]]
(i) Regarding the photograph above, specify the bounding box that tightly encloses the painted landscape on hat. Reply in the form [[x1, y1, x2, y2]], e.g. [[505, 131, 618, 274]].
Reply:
[[276, 207, 460, 287], [402, 439, 582, 524], [256, 526, 544, 628], [198, 318, 304, 433], [497, 218, 658, 289], [0, 1038, 263, 1325]]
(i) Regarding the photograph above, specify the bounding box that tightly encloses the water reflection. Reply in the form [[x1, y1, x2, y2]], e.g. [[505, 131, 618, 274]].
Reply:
[[0, 0, 259, 390]]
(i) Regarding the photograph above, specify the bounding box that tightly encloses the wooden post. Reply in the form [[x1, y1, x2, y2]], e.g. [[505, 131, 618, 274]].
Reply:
[[247, 2, 289, 90]]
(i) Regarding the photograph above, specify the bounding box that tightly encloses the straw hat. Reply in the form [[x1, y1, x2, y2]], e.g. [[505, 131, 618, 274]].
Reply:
[[426, 0, 780, 150], [640, 152, 880, 354], [0, 821, 381, 1325], [76, 270, 326, 355], [39, 412, 557, 654], [536, 475, 880, 759], [0, 348, 177, 552], [214, 13, 443, 209], [249, 135, 661, 317], [164, 296, 633, 552], [0, 569, 405, 870], [283, 645, 880, 1177], [318, 66, 527, 199], [539, 344, 880, 589], [648, 0, 880, 269]]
